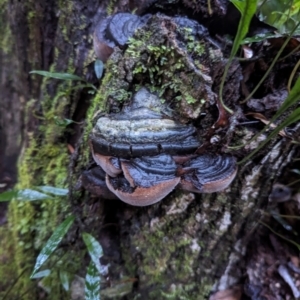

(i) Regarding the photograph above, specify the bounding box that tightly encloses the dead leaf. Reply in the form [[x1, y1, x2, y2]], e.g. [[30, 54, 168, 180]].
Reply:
[[68, 144, 75, 154], [246, 112, 291, 138], [209, 286, 242, 300]]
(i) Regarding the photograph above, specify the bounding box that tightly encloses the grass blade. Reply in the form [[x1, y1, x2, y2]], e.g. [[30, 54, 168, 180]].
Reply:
[[85, 261, 100, 300], [241, 20, 300, 104], [260, 221, 300, 250], [239, 106, 300, 163], [270, 76, 300, 122], [30, 70, 85, 81], [239, 76, 300, 163], [30, 215, 75, 278]]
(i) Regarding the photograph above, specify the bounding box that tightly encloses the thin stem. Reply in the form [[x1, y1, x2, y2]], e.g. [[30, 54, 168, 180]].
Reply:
[[260, 220, 300, 250], [279, 43, 300, 61], [287, 58, 300, 92], [287, 178, 300, 187], [2, 267, 29, 300], [218, 57, 234, 114]]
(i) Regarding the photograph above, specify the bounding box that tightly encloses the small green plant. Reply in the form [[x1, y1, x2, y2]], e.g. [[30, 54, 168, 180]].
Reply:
[[180, 27, 205, 56], [31, 217, 104, 300], [258, 0, 300, 34], [238, 76, 300, 164], [216, 0, 300, 164], [30, 70, 98, 92], [0, 183, 104, 300]]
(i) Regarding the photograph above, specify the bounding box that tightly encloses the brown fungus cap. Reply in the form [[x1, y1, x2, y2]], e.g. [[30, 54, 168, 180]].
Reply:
[[91, 88, 200, 158], [106, 154, 180, 206]]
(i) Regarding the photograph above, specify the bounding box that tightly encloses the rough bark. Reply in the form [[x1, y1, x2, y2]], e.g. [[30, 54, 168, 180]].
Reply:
[[0, 0, 299, 299]]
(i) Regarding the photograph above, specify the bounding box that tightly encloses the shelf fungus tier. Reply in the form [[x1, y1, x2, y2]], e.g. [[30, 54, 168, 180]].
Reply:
[[84, 88, 237, 206], [90, 88, 201, 158], [106, 154, 180, 206], [180, 154, 237, 193], [93, 13, 151, 62]]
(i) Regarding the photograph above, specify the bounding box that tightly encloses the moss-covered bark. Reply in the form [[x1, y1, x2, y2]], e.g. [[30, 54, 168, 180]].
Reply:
[[0, 0, 99, 298]]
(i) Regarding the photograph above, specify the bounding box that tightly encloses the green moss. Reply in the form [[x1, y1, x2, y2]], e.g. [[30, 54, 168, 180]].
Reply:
[[121, 200, 214, 299], [0, 224, 18, 298], [84, 14, 220, 131], [0, 3, 12, 54], [107, 0, 118, 15], [6, 86, 72, 298], [110, 15, 219, 120], [1, 0, 94, 298]]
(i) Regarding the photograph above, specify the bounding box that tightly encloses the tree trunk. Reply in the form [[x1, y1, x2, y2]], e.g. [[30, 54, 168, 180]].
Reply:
[[1, 0, 299, 299]]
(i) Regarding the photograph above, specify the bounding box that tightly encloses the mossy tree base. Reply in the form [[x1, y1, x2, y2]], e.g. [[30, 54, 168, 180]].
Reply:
[[1, 0, 299, 300]]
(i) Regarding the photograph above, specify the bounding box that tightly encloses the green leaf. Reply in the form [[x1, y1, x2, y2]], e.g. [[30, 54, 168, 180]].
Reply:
[[0, 190, 18, 202], [219, 0, 258, 113], [242, 33, 279, 44], [19, 189, 53, 200], [59, 270, 70, 291], [100, 280, 134, 298], [37, 186, 69, 196], [230, 0, 258, 55], [31, 215, 75, 278], [82, 233, 103, 274], [94, 60, 104, 79], [291, 169, 300, 175], [54, 116, 75, 127], [30, 70, 85, 81], [0, 189, 54, 202], [31, 269, 51, 279], [85, 261, 100, 300]]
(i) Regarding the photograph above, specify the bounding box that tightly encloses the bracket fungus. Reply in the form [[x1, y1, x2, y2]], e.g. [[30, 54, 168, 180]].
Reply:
[[93, 13, 150, 62], [83, 88, 237, 206]]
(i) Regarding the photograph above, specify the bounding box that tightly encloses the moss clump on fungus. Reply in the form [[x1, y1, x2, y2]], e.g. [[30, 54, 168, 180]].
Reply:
[[85, 13, 223, 127], [87, 14, 221, 125]]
